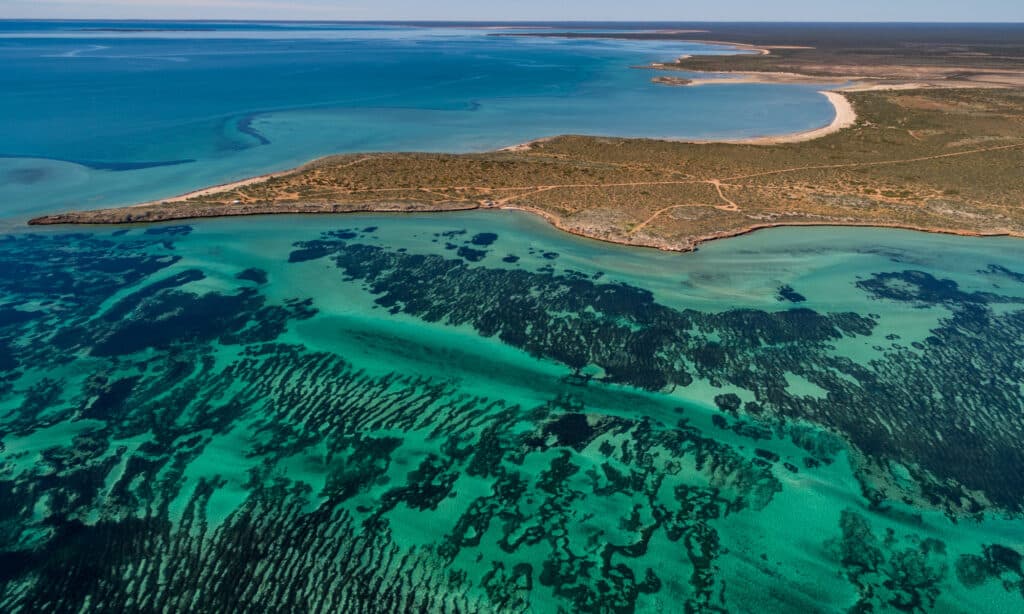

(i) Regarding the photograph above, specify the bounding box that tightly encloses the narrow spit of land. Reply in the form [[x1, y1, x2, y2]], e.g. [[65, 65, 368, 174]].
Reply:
[[501, 22, 1024, 90], [32, 86, 1024, 252]]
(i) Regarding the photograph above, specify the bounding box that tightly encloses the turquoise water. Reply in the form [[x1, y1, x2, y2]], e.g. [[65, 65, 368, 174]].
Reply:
[[2, 21, 1024, 613]]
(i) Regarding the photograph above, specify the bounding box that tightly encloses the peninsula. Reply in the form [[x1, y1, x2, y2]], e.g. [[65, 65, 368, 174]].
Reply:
[[31, 27, 1024, 252], [503, 22, 1024, 90]]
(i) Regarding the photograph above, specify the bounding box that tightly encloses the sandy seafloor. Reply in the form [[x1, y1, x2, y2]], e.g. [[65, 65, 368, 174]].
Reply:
[[1, 20, 1023, 613]]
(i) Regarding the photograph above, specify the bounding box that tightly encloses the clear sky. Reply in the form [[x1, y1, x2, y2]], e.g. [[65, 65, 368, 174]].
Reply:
[[2, 0, 1022, 22]]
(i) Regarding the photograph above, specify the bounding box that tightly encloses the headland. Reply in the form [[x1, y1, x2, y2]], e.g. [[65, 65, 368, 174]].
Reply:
[[30, 25, 1024, 252]]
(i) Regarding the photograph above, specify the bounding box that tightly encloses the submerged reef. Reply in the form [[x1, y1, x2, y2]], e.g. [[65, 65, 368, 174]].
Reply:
[[0, 229, 1022, 612], [294, 233, 1024, 515]]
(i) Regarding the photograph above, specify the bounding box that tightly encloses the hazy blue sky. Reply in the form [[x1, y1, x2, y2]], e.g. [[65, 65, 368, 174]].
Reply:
[[2, 0, 1022, 22]]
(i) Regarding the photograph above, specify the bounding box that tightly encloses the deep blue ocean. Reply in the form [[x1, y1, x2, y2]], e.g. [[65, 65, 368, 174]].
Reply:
[[1, 21, 1023, 613]]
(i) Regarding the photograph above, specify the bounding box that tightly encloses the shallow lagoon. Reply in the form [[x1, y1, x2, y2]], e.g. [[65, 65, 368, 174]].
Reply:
[[2, 213, 1024, 611]]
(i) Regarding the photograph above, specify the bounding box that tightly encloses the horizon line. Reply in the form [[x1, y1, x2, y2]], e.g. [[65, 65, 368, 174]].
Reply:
[[2, 18, 1023, 25]]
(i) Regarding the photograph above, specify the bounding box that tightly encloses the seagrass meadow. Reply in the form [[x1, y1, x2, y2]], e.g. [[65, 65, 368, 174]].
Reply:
[[2, 213, 1024, 612]]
